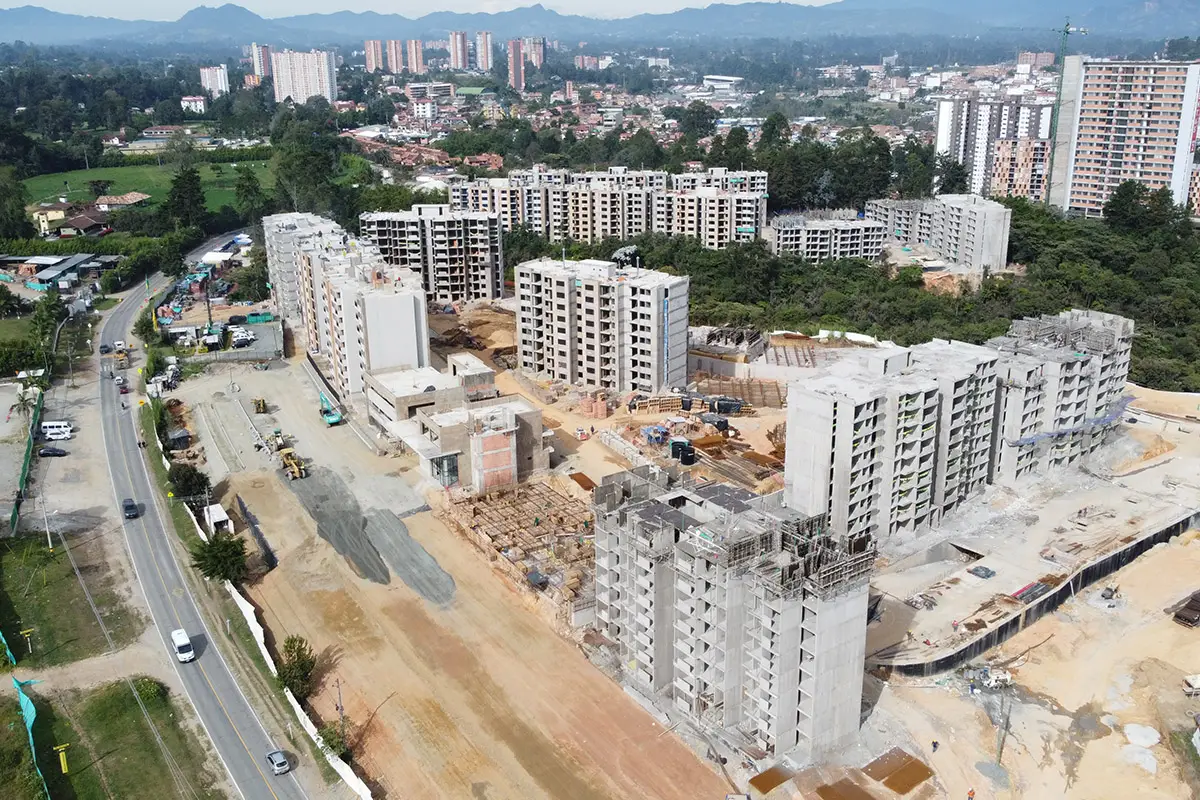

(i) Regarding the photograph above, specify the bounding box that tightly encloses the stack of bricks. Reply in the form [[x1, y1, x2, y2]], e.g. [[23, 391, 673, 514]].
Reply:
[[578, 390, 610, 419]]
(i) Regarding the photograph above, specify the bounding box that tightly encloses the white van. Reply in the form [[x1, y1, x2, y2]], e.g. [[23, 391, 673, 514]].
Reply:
[[170, 629, 195, 663], [41, 421, 73, 440]]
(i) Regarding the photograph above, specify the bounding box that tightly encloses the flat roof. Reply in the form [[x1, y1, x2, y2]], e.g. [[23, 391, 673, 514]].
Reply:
[[867, 422, 1200, 669], [370, 366, 459, 397]]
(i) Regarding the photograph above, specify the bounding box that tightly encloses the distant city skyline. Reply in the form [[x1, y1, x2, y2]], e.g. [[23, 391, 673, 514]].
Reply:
[[1, 0, 834, 23]]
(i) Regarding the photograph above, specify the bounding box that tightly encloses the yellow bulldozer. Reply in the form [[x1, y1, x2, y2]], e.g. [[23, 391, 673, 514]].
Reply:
[[253, 397, 267, 414], [279, 448, 306, 480]]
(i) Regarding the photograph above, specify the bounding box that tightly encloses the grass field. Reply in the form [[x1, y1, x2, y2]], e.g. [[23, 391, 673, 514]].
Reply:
[[0, 316, 34, 341], [0, 536, 142, 669], [34, 679, 225, 800], [23, 162, 274, 213], [0, 694, 42, 800]]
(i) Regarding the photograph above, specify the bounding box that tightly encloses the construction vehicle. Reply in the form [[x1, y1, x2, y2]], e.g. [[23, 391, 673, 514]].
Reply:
[[1184, 675, 1200, 697], [279, 448, 306, 480], [253, 397, 267, 414], [318, 391, 343, 426], [575, 427, 590, 441], [265, 428, 287, 451], [116, 352, 130, 369]]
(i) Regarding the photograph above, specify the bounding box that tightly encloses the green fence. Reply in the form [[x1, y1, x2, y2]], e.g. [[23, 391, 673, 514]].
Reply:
[[9, 390, 44, 534], [12, 677, 51, 799]]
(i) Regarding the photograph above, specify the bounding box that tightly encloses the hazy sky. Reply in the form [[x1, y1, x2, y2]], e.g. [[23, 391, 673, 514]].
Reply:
[[8, 0, 835, 22]]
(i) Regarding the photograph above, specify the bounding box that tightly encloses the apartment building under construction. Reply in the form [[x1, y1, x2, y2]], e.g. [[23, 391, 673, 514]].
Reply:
[[592, 467, 875, 761]]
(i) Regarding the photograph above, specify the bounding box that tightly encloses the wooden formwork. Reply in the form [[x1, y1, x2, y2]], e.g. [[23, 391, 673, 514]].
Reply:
[[693, 376, 786, 409]]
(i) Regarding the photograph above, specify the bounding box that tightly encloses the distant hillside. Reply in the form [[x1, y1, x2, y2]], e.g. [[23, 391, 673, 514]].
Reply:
[[0, 1, 1190, 46]]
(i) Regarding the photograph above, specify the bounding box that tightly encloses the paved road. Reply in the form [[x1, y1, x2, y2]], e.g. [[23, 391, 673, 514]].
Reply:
[[98, 257, 309, 800]]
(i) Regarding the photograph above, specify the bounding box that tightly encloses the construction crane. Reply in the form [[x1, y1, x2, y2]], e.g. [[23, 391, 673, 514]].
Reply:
[[1045, 18, 1088, 205], [318, 391, 343, 426]]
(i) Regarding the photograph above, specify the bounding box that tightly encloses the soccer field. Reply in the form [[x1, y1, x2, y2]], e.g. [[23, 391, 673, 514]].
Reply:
[[23, 161, 274, 212]]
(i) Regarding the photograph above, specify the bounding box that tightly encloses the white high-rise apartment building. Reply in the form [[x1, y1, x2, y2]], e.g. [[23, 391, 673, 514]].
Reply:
[[934, 97, 1053, 195], [449, 168, 769, 250], [271, 49, 337, 103], [199, 65, 230, 98], [250, 43, 272, 77], [593, 469, 875, 760], [359, 205, 503, 303], [515, 258, 688, 394], [263, 213, 429, 399], [865, 195, 1011, 270], [262, 212, 341, 328], [1050, 57, 1200, 217], [475, 31, 493, 71], [448, 31, 469, 71]]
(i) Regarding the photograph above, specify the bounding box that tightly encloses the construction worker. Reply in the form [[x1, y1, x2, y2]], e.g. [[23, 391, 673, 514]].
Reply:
[[967, 789, 975, 799], [931, 740, 939, 753]]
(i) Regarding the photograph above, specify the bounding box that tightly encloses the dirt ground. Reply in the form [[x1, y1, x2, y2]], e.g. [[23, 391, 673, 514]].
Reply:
[[234, 468, 728, 799], [169, 358, 728, 799], [1129, 383, 1200, 420]]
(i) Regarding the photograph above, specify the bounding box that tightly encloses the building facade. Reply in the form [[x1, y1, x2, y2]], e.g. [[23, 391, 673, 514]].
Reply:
[[181, 96, 207, 114], [270, 49, 337, 103], [593, 469, 875, 760], [364, 40, 383, 73], [865, 195, 1011, 270], [386, 40, 405, 74], [250, 43, 272, 77], [199, 65, 230, 98], [448, 31, 469, 71], [934, 97, 1052, 195], [764, 216, 887, 261], [523, 36, 545, 69], [359, 204, 504, 303], [515, 258, 689, 394], [406, 40, 425, 74], [507, 39, 525, 91], [1050, 57, 1200, 216], [475, 31, 493, 71], [990, 138, 1051, 203], [449, 168, 769, 251], [263, 213, 429, 398]]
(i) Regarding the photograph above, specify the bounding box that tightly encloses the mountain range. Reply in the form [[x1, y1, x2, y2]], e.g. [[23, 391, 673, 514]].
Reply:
[[0, 1, 1190, 47]]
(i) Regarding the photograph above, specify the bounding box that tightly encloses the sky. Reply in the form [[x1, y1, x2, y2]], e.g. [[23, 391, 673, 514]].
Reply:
[[5, 0, 835, 22]]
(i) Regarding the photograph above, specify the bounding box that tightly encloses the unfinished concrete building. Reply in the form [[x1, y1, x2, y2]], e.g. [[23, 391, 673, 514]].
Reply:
[[263, 212, 341, 328], [593, 467, 875, 760], [359, 204, 504, 303], [987, 309, 1135, 483]]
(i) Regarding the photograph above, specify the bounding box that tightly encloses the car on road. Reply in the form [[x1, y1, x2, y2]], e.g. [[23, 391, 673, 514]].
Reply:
[[170, 628, 195, 663], [265, 750, 290, 775], [113, 375, 126, 386], [99, 344, 112, 354], [122, 498, 139, 519], [38, 447, 68, 457], [113, 340, 127, 351], [119, 385, 130, 394]]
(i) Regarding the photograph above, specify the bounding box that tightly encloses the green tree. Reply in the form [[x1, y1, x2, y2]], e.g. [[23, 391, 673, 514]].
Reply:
[[233, 165, 270, 223], [88, 179, 114, 198], [231, 247, 270, 302], [757, 112, 791, 151], [168, 462, 212, 499], [1103, 180, 1149, 235], [190, 530, 249, 583], [318, 721, 351, 759], [0, 168, 36, 239], [676, 100, 718, 138], [163, 130, 197, 170], [276, 635, 317, 699], [165, 166, 207, 229], [0, 284, 25, 317], [133, 306, 156, 341], [935, 155, 969, 195], [29, 290, 66, 343]]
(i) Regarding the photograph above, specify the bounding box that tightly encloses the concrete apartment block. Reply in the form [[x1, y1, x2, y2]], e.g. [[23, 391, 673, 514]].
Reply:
[[269, 216, 429, 398], [592, 468, 874, 760], [360, 205, 503, 303], [934, 97, 1052, 195], [515, 258, 689, 394], [764, 215, 888, 261], [263, 212, 341, 328], [448, 168, 769, 250], [988, 310, 1134, 482], [990, 138, 1050, 204], [865, 195, 1011, 270]]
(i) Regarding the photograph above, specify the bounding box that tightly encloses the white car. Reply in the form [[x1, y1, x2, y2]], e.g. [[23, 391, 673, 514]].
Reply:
[[113, 374, 126, 385]]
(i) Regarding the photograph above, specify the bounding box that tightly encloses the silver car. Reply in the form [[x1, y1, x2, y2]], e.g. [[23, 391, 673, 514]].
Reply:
[[265, 749, 290, 775]]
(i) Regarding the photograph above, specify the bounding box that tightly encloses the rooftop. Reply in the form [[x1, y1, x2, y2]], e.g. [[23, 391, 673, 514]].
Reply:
[[370, 366, 459, 397], [516, 256, 687, 288]]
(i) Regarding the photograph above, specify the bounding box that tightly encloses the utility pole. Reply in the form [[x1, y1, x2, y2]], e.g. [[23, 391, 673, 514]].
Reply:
[[1046, 18, 1088, 206], [335, 676, 346, 742]]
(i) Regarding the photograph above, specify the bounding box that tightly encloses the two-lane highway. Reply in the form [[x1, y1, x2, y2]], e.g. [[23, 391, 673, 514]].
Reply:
[[99, 278, 309, 800]]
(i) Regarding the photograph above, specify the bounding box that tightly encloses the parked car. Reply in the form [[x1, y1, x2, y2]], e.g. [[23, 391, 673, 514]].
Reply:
[[37, 447, 68, 457], [228, 315, 247, 324], [99, 344, 112, 354]]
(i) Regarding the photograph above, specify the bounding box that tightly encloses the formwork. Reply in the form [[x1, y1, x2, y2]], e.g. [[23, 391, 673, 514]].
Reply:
[[443, 481, 595, 632]]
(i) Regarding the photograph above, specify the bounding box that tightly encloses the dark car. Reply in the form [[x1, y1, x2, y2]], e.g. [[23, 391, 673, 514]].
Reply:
[[38, 447, 68, 457], [119, 385, 131, 394], [228, 314, 248, 324], [99, 344, 112, 354], [122, 498, 139, 519]]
